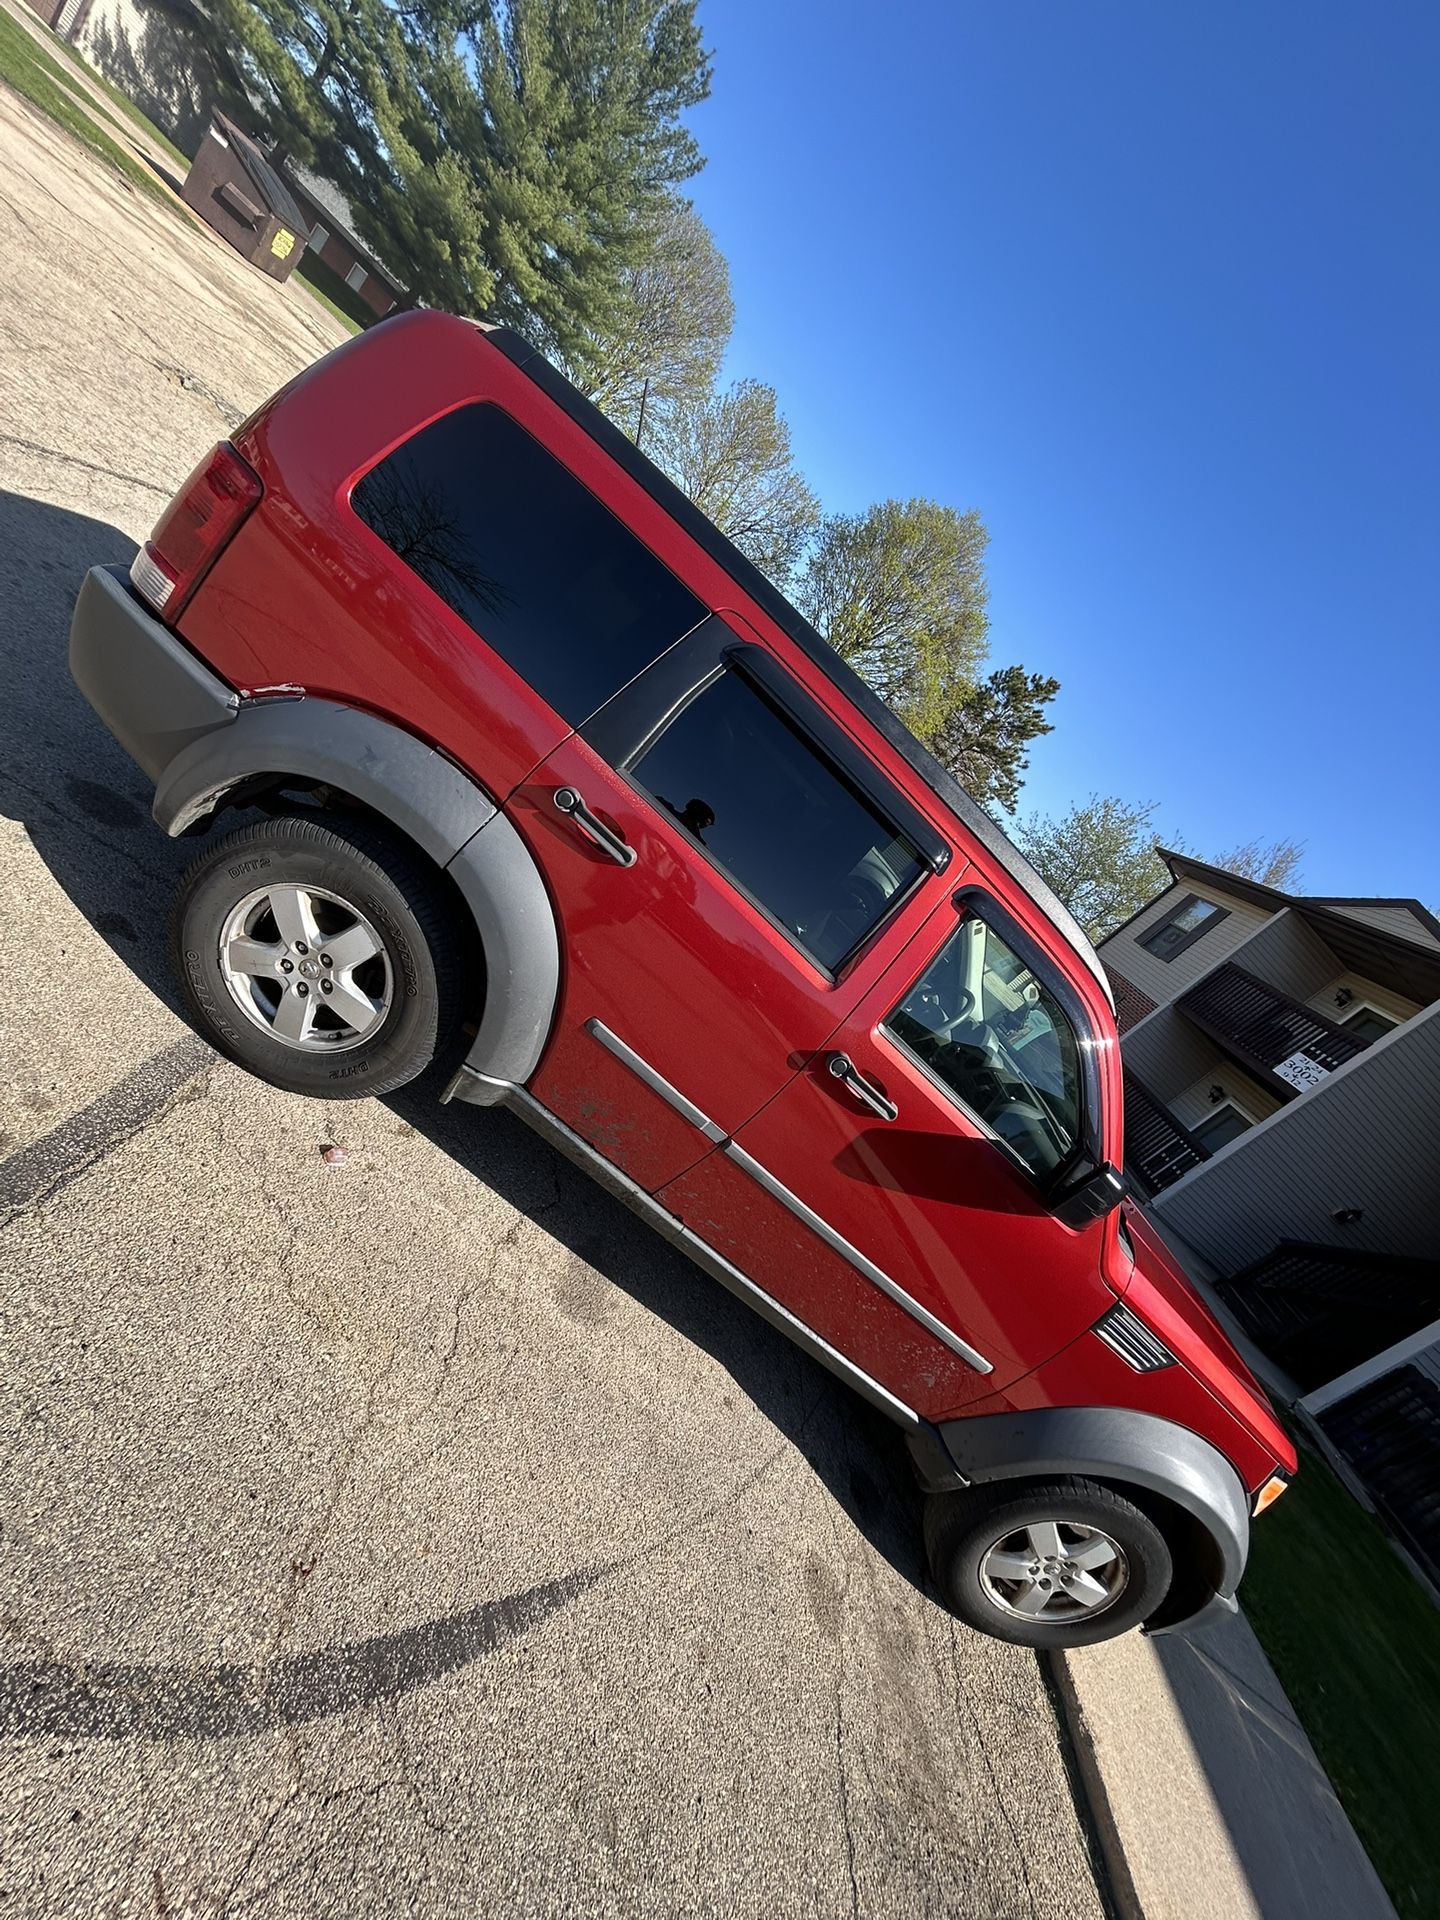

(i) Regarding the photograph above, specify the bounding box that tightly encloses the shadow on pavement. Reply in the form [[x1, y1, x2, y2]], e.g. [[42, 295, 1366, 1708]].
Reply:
[[1152, 1614, 1396, 1919], [1, 487, 937, 1735]]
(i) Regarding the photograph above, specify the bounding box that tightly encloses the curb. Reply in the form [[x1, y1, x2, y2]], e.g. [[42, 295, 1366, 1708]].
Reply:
[[1041, 1650, 1144, 1920]]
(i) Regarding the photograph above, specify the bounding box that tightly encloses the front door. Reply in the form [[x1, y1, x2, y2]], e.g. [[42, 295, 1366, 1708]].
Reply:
[[657, 889, 1119, 1419], [517, 614, 954, 1191]]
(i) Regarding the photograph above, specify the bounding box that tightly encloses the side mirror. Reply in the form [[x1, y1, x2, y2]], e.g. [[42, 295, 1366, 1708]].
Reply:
[[1050, 1161, 1124, 1229]]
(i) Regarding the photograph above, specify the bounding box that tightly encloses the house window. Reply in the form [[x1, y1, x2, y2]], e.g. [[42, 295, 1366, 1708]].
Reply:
[[344, 262, 367, 293], [1191, 1101, 1253, 1155], [1138, 893, 1230, 962], [307, 223, 330, 253], [1340, 1005, 1399, 1047]]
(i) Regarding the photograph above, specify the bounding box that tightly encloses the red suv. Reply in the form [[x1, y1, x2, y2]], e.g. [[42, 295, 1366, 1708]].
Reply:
[[70, 312, 1295, 1647]]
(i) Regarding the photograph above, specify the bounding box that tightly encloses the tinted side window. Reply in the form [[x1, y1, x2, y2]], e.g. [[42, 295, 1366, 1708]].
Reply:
[[352, 403, 705, 724], [630, 666, 925, 972]]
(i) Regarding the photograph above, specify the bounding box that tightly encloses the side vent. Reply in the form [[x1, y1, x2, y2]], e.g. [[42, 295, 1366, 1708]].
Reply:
[[1094, 1302, 1176, 1373]]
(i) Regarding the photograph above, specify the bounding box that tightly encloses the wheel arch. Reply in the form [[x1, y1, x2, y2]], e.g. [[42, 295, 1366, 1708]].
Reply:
[[914, 1405, 1250, 1627], [153, 697, 560, 1096]]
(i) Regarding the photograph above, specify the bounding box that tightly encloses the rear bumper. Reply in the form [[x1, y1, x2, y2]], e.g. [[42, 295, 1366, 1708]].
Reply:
[[69, 564, 238, 784]]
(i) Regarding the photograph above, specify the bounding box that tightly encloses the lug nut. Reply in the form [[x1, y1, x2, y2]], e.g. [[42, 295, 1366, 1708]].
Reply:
[[297, 982, 309, 997], [280, 959, 294, 973], [321, 953, 332, 967], [296, 943, 308, 956], [320, 979, 333, 994]]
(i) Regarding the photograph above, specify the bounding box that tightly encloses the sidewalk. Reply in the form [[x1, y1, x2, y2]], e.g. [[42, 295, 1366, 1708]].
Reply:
[[1054, 1607, 1395, 1920]]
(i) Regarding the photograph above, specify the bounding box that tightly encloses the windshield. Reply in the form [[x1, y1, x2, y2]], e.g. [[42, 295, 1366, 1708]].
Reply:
[[883, 909, 1083, 1180]]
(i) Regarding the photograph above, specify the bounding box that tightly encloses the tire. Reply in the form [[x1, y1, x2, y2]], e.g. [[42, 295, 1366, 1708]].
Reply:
[[923, 1477, 1173, 1649], [171, 812, 465, 1099]]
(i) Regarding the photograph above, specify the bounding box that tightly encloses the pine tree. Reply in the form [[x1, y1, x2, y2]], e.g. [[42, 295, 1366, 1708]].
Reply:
[[934, 666, 1059, 813], [192, 0, 711, 348]]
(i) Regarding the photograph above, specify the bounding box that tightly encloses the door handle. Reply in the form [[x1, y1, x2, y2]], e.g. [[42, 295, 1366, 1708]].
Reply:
[[553, 786, 637, 867], [826, 1052, 898, 1122]]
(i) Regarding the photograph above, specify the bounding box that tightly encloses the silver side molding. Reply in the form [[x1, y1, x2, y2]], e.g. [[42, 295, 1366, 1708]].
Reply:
[[723, 1143, 994, 1375], [581, 1018, 994, 1377], [500, 1087, 922, 1432], [584, 1019, 727, 1143]]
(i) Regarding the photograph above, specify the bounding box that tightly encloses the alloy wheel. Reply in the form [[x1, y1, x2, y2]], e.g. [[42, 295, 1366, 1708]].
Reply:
[[978, 1519, 1129, 1622], [218, 883, 393, 1051]]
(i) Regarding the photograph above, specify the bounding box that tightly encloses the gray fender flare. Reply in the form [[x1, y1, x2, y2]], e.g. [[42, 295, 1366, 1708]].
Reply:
[[152, 697, 560, 1095], [914, 1405, 1250, 1598]]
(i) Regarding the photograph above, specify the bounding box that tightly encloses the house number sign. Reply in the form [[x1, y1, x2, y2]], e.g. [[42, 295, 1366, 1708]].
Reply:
[[1274, 1051, 1331, 1092]]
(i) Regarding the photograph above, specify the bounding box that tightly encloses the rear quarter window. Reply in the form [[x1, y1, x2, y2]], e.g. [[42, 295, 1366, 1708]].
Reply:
[[352, 402, 706, 724]]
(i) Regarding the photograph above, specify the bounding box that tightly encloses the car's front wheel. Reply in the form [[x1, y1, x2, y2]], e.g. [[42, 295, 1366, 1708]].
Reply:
[[924, 1477, 1173, 1648], [172, 812, 464, 1099]]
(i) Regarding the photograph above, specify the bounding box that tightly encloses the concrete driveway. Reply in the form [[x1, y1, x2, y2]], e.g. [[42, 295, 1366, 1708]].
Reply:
[[0, 90, 1105, 1917]]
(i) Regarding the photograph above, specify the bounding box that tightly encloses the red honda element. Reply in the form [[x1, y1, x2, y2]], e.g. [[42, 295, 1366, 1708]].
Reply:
[[70, 312, 1295, 1647]]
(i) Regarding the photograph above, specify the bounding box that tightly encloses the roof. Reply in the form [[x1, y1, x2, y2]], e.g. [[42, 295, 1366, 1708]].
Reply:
[[1097, 848, 1440, 1003], [1156, 849, 1440, 948], [482, 323, 1116, 1013], [280, 160, 407, 292], [209, 113, 310, 236]]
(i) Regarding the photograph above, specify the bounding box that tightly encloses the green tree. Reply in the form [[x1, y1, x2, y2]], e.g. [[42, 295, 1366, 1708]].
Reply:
[[194, 0, 712, 358], [562, 195, 733, 435], [795, 499, 990, 744], [1011, 795, 1169, 942], [934, 666, 1060, 813], [649, 378, 820, 582]]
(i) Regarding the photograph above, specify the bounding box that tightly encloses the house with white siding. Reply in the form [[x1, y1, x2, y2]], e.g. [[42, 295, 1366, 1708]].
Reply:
[[1101, 851, 1440, 1587]]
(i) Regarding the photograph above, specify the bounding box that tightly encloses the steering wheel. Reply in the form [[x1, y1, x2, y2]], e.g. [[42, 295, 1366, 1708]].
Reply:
[[934, 988, 977, 1035]]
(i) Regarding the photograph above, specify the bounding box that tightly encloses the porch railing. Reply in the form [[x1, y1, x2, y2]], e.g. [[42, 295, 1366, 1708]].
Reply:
[[1216, 1241, 1440, 1392], [1122, 1070, 1209, 1195], [1319, 1364, 1440, 1591], [1177, 962, 1368, 1096]]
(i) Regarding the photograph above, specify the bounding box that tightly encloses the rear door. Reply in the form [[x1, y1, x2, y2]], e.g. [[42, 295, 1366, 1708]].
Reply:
[[518, 614, 955, 1190], [656, 889, 1118, 1419]]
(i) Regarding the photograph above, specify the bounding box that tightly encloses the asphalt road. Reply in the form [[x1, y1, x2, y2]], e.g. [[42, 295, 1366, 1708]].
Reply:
[[0, 86, 1106, 1918]]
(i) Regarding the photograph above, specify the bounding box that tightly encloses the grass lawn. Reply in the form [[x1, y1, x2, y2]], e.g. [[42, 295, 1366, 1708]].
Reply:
[[9, 13, 363, 336], [294, 251, 367, 334], [44, 23, 191, 171], [1243, 1434, 1440, 1920], [0, 7, 170, 206]]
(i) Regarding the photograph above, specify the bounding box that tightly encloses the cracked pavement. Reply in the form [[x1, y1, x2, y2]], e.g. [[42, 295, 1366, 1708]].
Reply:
[[0, 86, 1106, 1917]]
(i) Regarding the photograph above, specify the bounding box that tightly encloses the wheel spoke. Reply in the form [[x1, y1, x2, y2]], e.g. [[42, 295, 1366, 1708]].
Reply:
[[272, 987, 316, 1044], [325, 975, 381, 1033], [1068, 1534, 1119, 1572], [984, 1551, 1035, 1582], [268, 885, 321, 952], [1065, 1569, 1113, 1610], [1011, 1581, 1055, 1617], [1026, 1521, 1064, 1561], [323, 921, 381, 972], [226, 935, 282, 978]]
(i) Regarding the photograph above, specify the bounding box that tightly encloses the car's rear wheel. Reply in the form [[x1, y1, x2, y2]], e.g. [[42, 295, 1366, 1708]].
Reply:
[[924, 1478, 1173, 1648], [172, 812, 464, 1098]]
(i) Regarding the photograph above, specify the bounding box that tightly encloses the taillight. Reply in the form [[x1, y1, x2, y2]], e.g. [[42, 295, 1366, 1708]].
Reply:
[[130, 441, 262, 618]]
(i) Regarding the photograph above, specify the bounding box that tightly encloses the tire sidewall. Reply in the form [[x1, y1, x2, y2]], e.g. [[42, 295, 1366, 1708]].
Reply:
[[177, 828, 439, 1097], [930, 1484, 1172, 1650]]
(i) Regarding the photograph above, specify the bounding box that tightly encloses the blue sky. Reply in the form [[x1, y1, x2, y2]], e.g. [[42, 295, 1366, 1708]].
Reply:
[[684, 3, 1439, 903]]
